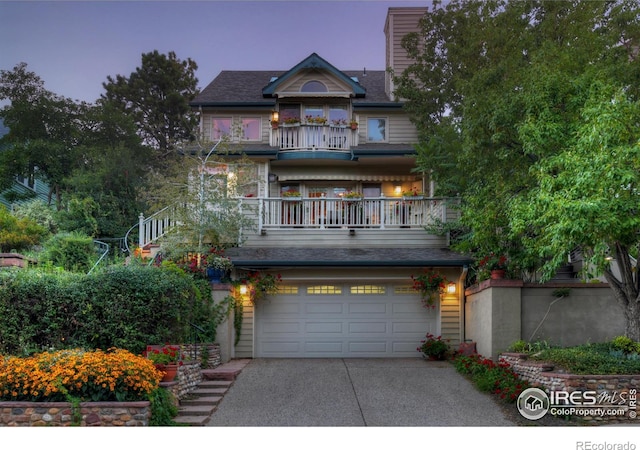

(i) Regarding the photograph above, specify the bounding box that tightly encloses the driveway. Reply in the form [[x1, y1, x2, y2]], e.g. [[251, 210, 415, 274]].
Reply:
[[206, 358, 517, 426]]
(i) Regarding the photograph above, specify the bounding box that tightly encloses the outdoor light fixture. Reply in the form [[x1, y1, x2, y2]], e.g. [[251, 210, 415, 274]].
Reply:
[[447, 282, 456, 294], [268, 173, 278, 183], [349, 229, 356, 236], [239, 285, 248, 295], [271, 110, 279, 122], [394, 185, 402, 195]]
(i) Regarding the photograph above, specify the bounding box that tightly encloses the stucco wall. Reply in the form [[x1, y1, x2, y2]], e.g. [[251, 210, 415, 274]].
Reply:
[[465, 281, 625, 359]]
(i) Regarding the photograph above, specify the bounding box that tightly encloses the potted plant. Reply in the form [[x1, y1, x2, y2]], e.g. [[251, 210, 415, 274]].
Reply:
[[342, 191, 363, 201], [417, 333, 450, 361], [282, 190, 302, 200], [238, 271, 282, 305], [145, 344, 183, 382], [283, 117, 301, 126], [411, 269, 448, 308], [304, 115, 327, 125], [349, 120, 358, 130], [270, 120, 279, 129], [204, 247, 233, 282], [402, 187, 425, 200], [331, 118, 347, 127], [478, 253, 508, 279]]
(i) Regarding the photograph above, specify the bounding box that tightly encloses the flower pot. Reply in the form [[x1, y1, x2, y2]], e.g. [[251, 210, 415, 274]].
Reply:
[[155, 363, 178, 382], [490, 269, 506, 280], [350, 123, 358, 130], [207, 268, 226, 283]]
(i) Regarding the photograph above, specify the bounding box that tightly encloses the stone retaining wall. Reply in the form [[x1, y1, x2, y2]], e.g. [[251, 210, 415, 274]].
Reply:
[[500, 352, 640, 424], [0, 401, 150, 426]]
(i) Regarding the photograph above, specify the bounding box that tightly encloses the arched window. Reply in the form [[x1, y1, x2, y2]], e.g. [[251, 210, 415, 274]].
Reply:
[[301, 80, 327, 93]]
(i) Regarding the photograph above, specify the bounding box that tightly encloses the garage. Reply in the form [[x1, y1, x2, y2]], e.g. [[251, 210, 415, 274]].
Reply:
[[255, 282, 438, 358]]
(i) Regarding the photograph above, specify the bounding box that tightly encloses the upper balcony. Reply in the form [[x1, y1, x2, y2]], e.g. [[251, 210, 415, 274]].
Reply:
[[269, 123, 359, 160]]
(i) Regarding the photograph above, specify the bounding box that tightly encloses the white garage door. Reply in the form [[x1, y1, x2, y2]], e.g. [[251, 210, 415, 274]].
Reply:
[[255, 282, 438, 357]]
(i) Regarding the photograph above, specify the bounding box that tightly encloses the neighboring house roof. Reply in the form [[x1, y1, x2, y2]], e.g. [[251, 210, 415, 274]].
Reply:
[[225, 247, 473, 268]]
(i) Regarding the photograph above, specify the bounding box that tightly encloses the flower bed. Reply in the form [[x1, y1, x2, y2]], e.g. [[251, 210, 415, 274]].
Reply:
[[500, 352, 640, 424]]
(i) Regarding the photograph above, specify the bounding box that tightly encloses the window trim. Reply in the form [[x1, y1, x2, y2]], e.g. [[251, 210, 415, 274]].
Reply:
[[366, 117, 388, 143]]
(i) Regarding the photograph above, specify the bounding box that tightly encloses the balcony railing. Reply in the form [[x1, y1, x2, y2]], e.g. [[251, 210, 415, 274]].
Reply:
[[257, 197, 447, 230], [270, 124, 359, 151]]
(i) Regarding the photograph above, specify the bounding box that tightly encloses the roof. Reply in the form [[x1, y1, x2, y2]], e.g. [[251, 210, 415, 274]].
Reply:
[[225, 247, 473, 268], [190, 57, 393, 107]]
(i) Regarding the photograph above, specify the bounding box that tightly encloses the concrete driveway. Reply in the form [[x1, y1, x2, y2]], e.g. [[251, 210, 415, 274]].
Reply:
[[206, 358, 517, 426]]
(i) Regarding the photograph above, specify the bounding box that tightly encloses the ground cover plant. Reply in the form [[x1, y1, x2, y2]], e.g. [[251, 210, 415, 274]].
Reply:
[[453, 353, 528, 403]]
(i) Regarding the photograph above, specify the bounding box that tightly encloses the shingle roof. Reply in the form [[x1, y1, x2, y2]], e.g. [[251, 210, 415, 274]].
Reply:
[[225, 247, 473, 268], [190, 69, 391, 106]]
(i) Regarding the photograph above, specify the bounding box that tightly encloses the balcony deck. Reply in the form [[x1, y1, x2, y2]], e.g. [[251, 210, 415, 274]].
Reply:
[[270, 124, 358, 159]]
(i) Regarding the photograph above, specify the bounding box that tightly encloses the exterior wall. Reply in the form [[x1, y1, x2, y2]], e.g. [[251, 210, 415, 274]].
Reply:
[[242, 228, 448, 249], [0, 179, 50, 211], [465, 282, 625, 360], [384, 7, 429, 98], [521, 284, 622, 347], [234, 296, 254, 359], [0, 401, 151, 426], [464, 280, 523, 360]]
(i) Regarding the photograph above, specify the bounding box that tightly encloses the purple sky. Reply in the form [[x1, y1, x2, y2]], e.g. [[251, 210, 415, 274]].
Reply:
[[0, 0, 430, 104]]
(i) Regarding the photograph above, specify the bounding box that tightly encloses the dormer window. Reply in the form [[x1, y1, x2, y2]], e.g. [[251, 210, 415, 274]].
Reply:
[[301, 80, 327, 93]]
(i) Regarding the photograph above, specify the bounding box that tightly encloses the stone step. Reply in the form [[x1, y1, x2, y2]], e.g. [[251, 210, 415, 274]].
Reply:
[[190, 387, 229, 396], [173, 415, 210, 426], [198, 380, 233, 389], [180, 395, 223, 407], [178, 404, 216, 417]]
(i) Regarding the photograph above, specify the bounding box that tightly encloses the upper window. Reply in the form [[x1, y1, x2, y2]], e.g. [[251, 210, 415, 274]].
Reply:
[[212, 117, 232, 139], [301, 81, 327, 93], [367, 118, 387, 142], [241, 117, 261, 141]]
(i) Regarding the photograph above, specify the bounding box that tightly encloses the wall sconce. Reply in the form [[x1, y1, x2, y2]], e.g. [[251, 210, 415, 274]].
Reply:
[[349, 229, 356, 236], [271, 110, 279, 122], [447, 282, 456, 294], [239, 284, 248, 296], [260, 229, 267, 236], [268, 173, 278, 183], [394, 185, 402, 196]]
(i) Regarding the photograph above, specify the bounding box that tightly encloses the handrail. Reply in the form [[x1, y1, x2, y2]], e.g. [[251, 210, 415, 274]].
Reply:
[[188, 322, 207, 362], [87, 240, 110, 274], [123, 205, 175, 256]]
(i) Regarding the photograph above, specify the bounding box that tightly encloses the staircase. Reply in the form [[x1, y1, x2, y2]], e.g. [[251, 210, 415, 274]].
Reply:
[[173, 359, 251, 426]]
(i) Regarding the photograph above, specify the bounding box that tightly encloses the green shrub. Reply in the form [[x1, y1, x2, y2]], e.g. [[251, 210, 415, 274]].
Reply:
[[42, 231, 97, 272], [610, 335, 640, 355], [0, 205, 46, 252], [149, 387, 180, 426], [0, 264, 222, 355], [12, 199, 57, 234], [531, 342, 640, 375]]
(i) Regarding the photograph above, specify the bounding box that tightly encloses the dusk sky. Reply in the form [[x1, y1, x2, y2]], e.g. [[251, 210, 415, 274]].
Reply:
[[1, 0, 430, 104]]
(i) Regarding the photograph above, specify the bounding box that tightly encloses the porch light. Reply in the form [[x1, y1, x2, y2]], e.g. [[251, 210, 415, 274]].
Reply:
[[271, 110, 279, 122], [394, 185, 402, 196], [447, 282, 456, 294], [239, 284, 248, 295]]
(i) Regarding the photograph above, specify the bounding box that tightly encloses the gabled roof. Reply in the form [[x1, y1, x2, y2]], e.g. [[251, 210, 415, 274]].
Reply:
[[261, 53, 366, 98], [190, 55, 393, 107]]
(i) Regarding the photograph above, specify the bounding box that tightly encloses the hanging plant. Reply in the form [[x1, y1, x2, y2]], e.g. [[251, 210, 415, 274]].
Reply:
[[237, 271, 282, 305], [411, 269, 448, 308]]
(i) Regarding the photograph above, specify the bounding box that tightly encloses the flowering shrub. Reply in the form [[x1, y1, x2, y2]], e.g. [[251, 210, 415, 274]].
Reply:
[[417, 333, 450, 360], [0, 348, 161, 402], [203, 247, 233, 271], [238, 271, 282, 304], [479, 253, 508, 271], [453, 353, 528, 403], [411, 269, 448, 308], [144, 344, 183, 366]]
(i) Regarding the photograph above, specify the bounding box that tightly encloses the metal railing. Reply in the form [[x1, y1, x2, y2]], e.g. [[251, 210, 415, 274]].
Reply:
[[257, 197, 447, 230]]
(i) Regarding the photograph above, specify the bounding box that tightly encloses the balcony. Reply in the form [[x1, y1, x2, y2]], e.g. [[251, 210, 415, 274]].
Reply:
[[269, 124, 359, 160], [256, 197, 447, 230]]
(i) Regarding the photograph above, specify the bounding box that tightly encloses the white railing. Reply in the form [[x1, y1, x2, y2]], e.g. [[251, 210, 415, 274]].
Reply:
[[257, 197, 447, 230], [270, 124, 358, 150], [124, 206, 176, 254]]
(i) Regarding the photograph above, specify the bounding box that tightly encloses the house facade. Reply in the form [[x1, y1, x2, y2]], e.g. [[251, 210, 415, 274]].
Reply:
[[188, 7, 472, 359]]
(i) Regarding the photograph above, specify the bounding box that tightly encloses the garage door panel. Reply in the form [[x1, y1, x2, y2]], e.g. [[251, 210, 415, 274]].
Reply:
[[256, 282, 437, 358], [305, 322, 343, 333], [306, 303, 344, 314], [348, 303, 387, 314], [348, 322, 387, 333], [305, 342, 344, 353], [348, 341, 388, 353]]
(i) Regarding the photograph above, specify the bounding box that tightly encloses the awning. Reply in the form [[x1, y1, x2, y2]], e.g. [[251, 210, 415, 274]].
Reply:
[[276, 174, 418, 182]]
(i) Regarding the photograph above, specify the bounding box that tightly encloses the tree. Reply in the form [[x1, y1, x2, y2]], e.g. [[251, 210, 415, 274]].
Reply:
[[101, 50, 199, 163], [395, 0, 640, 338]]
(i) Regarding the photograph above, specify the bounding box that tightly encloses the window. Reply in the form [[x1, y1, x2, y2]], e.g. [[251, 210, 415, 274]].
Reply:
[[212, 117, 232, 139], [277, 286, 299, 295], [301, 80, 327, 93], [367, 118, 387, 142], [307, 285, 342, 295], [304, 106, 324, 120], [241, 117, 261, 141], [329, 106, 348, 125], [394, 286, 416, 295], [279, 103, 300, 123], [350, 285, 386, 295], [16, 173, 35, 190]]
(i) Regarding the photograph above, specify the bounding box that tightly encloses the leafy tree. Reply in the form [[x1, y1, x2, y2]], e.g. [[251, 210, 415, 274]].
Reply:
[[395, 0, 640, 338], [101, 50, 199, 163]]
